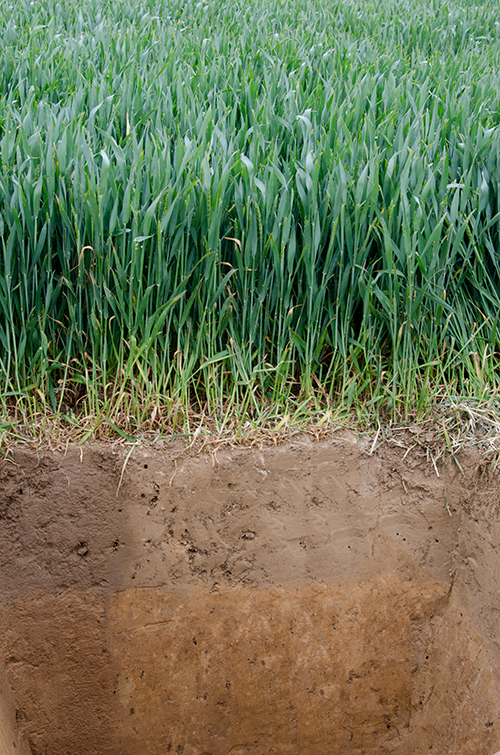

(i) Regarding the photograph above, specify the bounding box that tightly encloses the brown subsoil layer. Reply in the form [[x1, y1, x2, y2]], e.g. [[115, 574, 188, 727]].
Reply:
[[1, 436, 500, 754]]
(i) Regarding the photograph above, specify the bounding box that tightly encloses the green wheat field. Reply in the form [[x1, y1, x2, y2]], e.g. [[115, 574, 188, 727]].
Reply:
[[1, 0, 500, 441]]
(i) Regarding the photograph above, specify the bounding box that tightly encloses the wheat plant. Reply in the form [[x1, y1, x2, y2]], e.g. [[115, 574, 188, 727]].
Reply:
[[0, 0, 500, 439]]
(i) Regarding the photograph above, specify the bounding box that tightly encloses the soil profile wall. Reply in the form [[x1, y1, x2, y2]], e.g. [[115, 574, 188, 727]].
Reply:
[[0, 437, 499, 754]]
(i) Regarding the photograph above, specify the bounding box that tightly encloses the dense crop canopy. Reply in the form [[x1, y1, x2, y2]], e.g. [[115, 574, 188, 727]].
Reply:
[[1, 0, 500, 436]]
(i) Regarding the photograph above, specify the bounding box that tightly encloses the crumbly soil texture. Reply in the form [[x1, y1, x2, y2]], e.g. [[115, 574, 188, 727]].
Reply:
[[1, 436, 500, 755]]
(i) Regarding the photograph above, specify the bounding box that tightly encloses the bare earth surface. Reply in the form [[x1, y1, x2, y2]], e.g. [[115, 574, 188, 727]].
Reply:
[[0, 436, 500, 754]]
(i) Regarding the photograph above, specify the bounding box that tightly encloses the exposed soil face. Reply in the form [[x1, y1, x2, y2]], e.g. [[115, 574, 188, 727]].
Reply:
[[0, 437, 500, 754]]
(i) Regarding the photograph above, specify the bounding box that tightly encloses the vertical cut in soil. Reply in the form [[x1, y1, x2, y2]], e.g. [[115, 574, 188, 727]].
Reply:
[[0, 438, 499, 754]]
